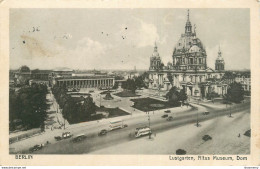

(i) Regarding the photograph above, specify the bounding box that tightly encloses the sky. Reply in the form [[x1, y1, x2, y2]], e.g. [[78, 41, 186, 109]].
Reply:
[[10, 8, 250, 70]]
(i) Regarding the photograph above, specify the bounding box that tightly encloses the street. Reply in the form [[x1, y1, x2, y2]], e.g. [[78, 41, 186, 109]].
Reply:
[[30, 98, 250, 154]]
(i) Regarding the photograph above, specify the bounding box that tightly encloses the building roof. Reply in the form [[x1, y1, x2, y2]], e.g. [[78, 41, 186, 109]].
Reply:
[[53, 67, 74, 72], [56, 75, 115, 80], [31, 69, 52, 74]]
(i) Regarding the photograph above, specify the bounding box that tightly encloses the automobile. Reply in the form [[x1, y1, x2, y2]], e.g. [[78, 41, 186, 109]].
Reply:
[[164, 110, 171, 113], [98, 129, 108, 136], [29, 144, 43, 153], [72, 134, 87, 143], [202, 135, 212, 141], [161, 114, 168, 118], [166, 116, 173, 121], [123, 124, 128, 128], [202, 111, 210, 115], [135, 127, 152, 138], [62, 132, 72, 139], [54, 136, 62, 141]]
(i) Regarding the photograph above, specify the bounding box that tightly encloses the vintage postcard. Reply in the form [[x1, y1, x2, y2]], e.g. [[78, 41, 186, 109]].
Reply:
[[0, 0, 259, 166]]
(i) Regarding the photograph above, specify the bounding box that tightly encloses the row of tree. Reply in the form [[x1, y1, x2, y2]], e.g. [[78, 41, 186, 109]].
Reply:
[[120, 72, 149, 92], [165, 82, 245, 106], [166, 86, 188, 106], [224, 82, 245, 103], [9, 84, 49, 131], [52, 84, 96, 124]]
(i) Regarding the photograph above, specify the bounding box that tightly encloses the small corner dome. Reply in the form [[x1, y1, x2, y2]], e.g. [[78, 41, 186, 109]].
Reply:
[[152, 51, 159, 57], [216, 56, 224, 61]]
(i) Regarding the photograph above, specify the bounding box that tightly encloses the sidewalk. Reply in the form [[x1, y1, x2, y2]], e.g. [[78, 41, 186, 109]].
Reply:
[[47, 91, 70, 129]]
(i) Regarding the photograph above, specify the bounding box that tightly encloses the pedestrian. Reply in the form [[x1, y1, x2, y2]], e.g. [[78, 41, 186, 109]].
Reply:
[[238, 133, 240, 137]]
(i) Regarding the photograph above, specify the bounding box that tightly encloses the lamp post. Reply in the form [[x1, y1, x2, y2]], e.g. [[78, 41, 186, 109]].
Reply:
[[147, 111, 151, 139], [195, 106, 199, 127], [229, 102, 232, 117], [63, 112, 65, 130], [99, 94, 101, 107]]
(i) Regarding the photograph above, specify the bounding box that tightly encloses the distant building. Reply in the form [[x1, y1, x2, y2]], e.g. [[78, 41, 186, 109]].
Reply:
[[52, 72, 115, 89], [235, 72, 251, 91], [222, 71, 251, 92]]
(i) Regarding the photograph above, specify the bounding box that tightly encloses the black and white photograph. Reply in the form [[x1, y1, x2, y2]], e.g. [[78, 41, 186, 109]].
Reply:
[[8, 8, 252, 156]]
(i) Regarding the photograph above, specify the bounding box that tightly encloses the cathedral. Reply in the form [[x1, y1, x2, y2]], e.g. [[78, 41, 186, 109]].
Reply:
[[148, 10, 227, 98]]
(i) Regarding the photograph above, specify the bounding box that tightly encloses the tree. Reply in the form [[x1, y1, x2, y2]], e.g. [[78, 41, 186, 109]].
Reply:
[[167, 73, 173, 87], [222, 71, 236, 80], [62, 95, 97, 124], [226, 82, 244, 103], [62, 96, 80, 124], [112, 82, 118, 89], [134, 76, 144, 89], [122, 79, 137, 93], [179, 89, 188, 104], [9, 84, 49, 131], [166, 86, 181, 106], [82, 96, 96, 119]]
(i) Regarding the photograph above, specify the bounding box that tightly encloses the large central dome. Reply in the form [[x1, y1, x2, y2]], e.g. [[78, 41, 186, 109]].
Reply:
[[171, 9, 207, 71], [175, 35, 205, 52]]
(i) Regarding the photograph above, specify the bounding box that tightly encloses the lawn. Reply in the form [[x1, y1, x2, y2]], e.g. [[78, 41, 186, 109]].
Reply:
[[96, 107, 130, 118], [130, 97, 179, 111], [113, 90, 140, 97], [100, 90, 115, 95]]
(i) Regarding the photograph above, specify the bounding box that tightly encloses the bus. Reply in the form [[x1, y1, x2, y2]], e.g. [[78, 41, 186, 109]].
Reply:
[[109, 119, 127, 130], [135, 127, 152, 138]]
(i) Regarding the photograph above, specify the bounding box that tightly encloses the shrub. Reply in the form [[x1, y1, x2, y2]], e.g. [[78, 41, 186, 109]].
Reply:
[[176, 149, 186, 155]]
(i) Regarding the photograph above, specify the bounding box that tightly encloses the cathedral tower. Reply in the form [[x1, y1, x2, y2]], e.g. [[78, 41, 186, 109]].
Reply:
[[149, 42, 162, 70], [215, 46, 225, 71], [172, 9, 207, 71]]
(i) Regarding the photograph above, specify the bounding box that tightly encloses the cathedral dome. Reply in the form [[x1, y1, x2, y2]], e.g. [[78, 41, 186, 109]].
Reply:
[[175, 36, 205, 52], [19, 65, 30, 73], [189, 45, 202, 53]]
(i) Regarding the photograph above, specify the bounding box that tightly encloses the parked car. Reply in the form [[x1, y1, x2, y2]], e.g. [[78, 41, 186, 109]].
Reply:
[[72, 134, 87, 143], [161, 114, 168, 118], [54, 136, 62, 141], [164, 110, 171, 113], [167, 116, 173, 121], [29, 144, 43, 153], [98, 129, 108, 136], [62, 132, 72, 139], [202, 111, 210, 115]]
